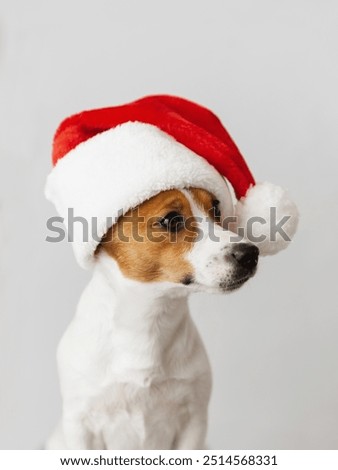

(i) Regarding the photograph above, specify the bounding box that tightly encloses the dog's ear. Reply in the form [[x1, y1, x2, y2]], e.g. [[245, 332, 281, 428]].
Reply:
[[95, 226, 114, 257]]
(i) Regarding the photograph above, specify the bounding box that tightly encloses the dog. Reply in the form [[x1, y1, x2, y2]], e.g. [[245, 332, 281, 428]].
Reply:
[[47, 187, 258, 450]]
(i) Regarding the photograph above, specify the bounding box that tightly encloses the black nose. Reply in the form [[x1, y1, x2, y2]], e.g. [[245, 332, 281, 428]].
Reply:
[[230, 243, 259, 271]]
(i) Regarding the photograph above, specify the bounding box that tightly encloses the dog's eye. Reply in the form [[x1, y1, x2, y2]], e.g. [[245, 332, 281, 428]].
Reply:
[[159, 211, 185, 232], [211, 199, 221, 219]]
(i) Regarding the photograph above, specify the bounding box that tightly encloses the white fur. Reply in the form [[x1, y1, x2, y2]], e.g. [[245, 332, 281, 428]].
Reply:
[[47, 191, 247, 450], [183, 190, 243, 293], [45, 122, 233, 269], [47, 256, 212, 450]]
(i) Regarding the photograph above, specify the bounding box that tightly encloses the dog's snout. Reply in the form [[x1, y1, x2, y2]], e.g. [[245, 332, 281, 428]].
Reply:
[[230, 243, 259, 271]]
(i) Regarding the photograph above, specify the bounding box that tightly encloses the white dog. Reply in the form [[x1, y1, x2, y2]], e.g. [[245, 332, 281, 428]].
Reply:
[[47, 187, 259, 450], [45, 95, 297, 450]]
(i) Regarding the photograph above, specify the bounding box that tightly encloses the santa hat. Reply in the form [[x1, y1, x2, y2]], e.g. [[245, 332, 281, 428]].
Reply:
[[45, 95, 298, 268]]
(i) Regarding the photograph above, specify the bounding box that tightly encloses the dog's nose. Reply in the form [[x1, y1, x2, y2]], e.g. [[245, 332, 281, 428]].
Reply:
[[230, 243, 259, 271]]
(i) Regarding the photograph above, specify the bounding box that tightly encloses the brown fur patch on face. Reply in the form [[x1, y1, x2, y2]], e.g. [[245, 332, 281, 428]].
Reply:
[[189, 187, 222, 224], [96, 188, 218, 283]]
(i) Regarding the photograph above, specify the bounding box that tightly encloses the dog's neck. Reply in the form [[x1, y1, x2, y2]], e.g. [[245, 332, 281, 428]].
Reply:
[[84, 252, 192, 376], [94, 250, 189, 310]]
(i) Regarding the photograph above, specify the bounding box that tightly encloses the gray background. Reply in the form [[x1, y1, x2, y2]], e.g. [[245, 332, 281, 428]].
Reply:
[[0, 0, 337, 449]]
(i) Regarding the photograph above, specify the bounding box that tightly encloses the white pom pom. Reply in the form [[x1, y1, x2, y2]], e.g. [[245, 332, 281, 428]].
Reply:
[[234, 182, 299, 256]]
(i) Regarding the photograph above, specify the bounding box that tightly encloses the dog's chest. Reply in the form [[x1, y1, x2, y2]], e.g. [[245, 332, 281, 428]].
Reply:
[[85, 373, 201, 449], [60, 277, 212, 448]]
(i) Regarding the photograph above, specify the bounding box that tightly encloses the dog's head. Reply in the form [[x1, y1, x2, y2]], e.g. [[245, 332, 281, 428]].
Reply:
[[96, 187, 259, 293]]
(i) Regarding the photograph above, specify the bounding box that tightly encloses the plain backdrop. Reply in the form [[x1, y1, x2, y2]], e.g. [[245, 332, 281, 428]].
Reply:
[[0, 0, 337, 450]]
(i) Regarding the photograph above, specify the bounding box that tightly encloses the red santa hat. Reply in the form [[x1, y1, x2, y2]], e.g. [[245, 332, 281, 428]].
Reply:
[[46, 95, 298, 268]]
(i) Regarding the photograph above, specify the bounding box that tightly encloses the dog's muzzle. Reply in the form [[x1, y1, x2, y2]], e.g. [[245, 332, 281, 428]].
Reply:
[[221, 243, 259, 291], [230, 243, 259, 274]]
